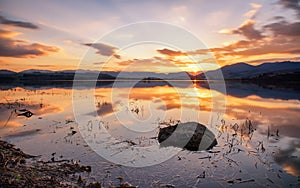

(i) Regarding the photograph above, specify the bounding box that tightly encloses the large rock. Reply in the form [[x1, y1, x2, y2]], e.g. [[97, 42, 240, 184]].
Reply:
[[158, 122, 217, 151]]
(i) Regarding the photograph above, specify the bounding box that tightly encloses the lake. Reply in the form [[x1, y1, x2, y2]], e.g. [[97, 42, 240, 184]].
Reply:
[[0, 80, 299, 187]]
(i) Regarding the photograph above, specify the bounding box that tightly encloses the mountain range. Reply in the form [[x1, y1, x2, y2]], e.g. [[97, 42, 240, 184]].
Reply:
[[197, 61, 300, 80], [1, 61, 300, 82]]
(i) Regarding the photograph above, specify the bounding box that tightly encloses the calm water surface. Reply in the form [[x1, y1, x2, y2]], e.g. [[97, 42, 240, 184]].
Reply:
[[0, 81, 299, 187]]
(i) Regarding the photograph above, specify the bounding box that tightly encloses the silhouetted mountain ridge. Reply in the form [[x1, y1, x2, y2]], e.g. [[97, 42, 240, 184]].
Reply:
[[198, 61, 300, 80], [1, 61, 300, 82]]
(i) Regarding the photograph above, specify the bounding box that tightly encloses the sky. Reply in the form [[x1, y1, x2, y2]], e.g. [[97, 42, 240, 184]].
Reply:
[[0, 0, 300, 73]]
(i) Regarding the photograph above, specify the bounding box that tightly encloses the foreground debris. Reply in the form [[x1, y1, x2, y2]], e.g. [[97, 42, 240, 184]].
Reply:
[[0, 140, 137, 188]]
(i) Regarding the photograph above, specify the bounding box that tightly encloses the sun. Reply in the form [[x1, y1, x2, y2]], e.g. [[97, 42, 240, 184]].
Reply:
[[186, 64, 200, 76]]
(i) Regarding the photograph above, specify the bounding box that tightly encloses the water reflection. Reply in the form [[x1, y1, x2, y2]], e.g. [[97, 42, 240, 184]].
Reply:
[[0, 82, 299, 185], [273, 140, 300, 176], [0, 100, 63, 127], [198, 81, 300, 100]]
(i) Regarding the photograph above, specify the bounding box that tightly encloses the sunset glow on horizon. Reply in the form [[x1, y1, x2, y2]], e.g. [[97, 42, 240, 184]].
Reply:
[[1, 0, 300, 73]]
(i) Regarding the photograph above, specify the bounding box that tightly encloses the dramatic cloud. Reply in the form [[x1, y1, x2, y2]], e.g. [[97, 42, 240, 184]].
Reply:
[[0, 15, 39, 29], [204, 1, 300, 65], [156, 48, 214, 64], [157, 48, 185, 56], [220, 20, 264, 40], [210, 32, 300, 59], [84, 42, 120, 58], [215, 20, 300, 58], [264, 21, 300, 37], [0, 29, 59, 58], [157, 48, 210, 57], [278, 0, 300, 18]]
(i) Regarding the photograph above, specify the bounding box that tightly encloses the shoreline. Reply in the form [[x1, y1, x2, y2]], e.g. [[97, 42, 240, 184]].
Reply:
[[0, 139, 136, 188]]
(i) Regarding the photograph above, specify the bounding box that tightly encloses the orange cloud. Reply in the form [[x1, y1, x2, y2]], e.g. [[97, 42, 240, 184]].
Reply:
[[0, 29, 20, 38], [0, 29, 60, 58], [84, 42, 120, 59], [157, 48, 185, 56], [205, 18, 300, 66], [152, 4, 300, 68], [219, 20, 264, 40]]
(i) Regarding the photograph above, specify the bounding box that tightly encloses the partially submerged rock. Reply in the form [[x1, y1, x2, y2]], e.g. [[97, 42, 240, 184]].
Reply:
[[16, 109, 34, 118], [158, 122, 217, 151]]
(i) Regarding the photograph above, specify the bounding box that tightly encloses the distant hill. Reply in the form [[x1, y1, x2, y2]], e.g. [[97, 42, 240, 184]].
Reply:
[[0, 70, 17, 82], [198, 61, 300, 80], [19, 69, 54, 74], [0, 69, 115, 83], [0, 70, 17, 75], [103, 71, 191, 80], [1, 61, 300, 83]]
